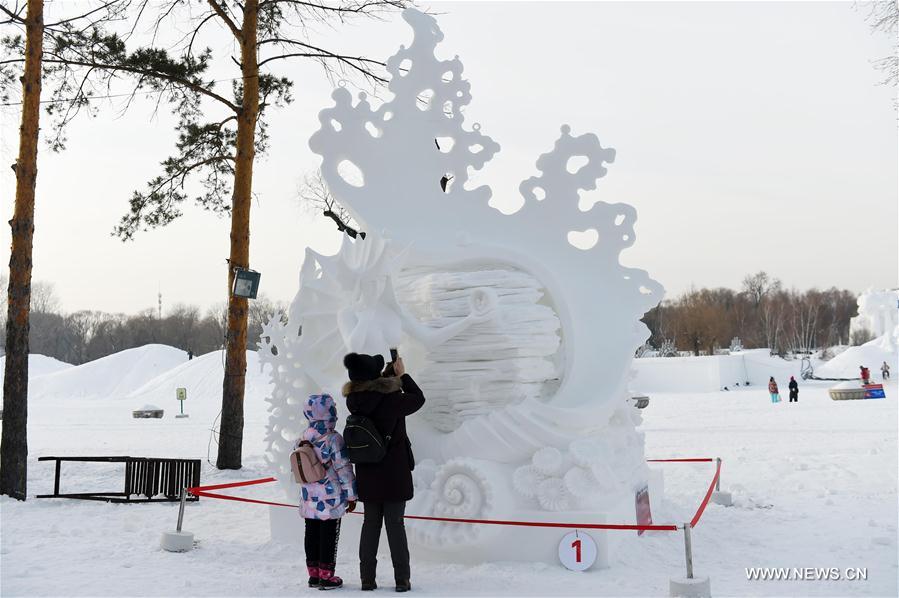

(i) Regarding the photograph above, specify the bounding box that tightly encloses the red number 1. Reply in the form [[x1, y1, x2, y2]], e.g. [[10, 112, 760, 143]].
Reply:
[[571, 539, 582, 563]]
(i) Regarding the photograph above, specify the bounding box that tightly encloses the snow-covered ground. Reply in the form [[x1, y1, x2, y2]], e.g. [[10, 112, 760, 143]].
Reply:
[[1, 346, 896, 597]]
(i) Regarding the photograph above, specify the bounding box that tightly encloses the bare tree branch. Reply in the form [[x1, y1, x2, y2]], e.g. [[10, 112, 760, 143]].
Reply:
[[206, 0, 242, 39]]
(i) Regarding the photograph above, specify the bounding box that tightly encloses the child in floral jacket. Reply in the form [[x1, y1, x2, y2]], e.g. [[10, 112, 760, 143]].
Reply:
[[297, 394, 357, 589]]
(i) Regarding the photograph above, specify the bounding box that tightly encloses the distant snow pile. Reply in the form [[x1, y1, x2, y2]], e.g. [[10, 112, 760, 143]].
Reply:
[[29, 344, 187, 400], [817, 288, 898, 380], [29, 355, 74, 377], [0, 354, 73, 388], [126, 349, 271, 417], [816, 333, 897, 380]]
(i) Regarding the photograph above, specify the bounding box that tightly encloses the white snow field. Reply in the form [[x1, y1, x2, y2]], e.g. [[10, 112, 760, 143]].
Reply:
[[1, 346, 896, 597]]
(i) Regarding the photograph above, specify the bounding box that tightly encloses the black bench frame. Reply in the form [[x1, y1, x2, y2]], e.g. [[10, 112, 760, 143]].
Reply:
[[37, 456, 201, 503]]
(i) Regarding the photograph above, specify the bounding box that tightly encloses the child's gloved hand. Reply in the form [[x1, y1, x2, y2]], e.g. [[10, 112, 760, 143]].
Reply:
[[347, 500, 357, 512]]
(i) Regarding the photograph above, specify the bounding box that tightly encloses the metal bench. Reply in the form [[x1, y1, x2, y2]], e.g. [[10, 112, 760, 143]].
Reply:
[[36, 456, 201, 503]]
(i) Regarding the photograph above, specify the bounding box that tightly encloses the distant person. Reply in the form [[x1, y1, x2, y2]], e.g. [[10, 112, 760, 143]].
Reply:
[[860, 365, 871, 385], [768, 377, 781, 403], [187, 348, 194, 360], [788, 376, 799, 403], [296, 394, 357, 590], [882, 361, 890, 381]]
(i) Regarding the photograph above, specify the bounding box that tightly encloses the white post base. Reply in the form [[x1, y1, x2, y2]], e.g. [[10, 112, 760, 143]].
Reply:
[[160, 530, 194, 552], [669, 576, 711, 597], [711, 491, 732, 506]]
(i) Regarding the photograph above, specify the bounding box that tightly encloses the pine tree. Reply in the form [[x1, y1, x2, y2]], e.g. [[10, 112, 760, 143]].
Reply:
[[4, 0, 406, 469]]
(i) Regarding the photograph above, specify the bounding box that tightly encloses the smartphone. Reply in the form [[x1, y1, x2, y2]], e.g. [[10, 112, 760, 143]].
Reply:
[[390, 348, 399, 363]]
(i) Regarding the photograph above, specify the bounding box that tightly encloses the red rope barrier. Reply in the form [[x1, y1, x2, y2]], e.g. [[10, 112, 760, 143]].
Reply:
[[186, 458, 721, 533], [188, 477, 276, 493], [191, 489, 297, 509], [689, 458, 721, 528]]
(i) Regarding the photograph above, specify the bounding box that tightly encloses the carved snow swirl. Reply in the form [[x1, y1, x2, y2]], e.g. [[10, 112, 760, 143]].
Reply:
[[433, 460, 491, 518], [405, 459, 496, 547]]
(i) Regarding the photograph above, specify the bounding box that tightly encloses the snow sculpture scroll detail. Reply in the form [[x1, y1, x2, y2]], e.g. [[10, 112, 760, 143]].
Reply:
[[260, 8, 665, 561]]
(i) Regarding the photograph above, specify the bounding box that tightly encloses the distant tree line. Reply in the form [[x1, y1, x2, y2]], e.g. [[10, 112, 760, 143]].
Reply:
[[641, 271, 862, 357], [0, 276, 286, 365]]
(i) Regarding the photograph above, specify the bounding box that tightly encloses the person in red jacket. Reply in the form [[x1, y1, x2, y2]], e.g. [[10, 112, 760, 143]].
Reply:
[[860, 365, 871, 385]]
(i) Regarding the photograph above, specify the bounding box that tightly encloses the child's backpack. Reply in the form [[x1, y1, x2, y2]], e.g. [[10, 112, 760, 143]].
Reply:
[[290, 440, 327, 483], [343, 414, 394, 464]]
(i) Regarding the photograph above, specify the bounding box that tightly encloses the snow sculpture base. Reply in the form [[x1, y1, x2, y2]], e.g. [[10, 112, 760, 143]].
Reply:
[[268, 504, 609, 568], [267, 470, 664, 568], [160, 530, 194, 552], [669, 576, 711, 598]]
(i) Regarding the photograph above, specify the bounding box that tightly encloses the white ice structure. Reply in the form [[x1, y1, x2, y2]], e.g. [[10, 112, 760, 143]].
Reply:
[[259, 8, 664, 564], [850, 288, 899, 344]]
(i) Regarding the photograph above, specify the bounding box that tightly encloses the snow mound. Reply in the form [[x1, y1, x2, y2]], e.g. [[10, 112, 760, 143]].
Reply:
[[125, 349, 271, 417], [29, 344, 187, 400], [0, 354, 73, 387], [815, 333, 897, 380], [28, 354, 74, 377]]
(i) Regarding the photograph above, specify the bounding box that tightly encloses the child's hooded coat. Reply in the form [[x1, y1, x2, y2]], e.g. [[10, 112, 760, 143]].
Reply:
[[296, 394, 357, 520]]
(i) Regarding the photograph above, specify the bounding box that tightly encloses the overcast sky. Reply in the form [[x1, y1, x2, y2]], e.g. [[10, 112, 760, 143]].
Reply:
[[1, 1, 896, 315]]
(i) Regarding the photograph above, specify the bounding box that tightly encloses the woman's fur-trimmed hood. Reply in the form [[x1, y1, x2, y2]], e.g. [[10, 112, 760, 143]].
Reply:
[[342, 376, 403, 397]]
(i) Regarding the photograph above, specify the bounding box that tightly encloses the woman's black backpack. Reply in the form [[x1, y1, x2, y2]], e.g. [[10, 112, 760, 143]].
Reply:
[[343, 414, 394, 464]]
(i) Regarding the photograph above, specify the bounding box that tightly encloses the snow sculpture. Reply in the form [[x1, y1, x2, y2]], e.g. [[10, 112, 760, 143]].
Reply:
[[260, 8, 664, 562], [850, 288, 899, 347]]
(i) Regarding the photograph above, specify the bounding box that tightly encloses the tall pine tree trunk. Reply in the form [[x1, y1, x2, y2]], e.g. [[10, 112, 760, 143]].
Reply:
[[1, 0, 43, 500], [217, 0, 259, 470]]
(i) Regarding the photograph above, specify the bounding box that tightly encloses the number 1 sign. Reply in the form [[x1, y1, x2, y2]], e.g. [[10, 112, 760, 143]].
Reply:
[[558, 531, 597, 571]]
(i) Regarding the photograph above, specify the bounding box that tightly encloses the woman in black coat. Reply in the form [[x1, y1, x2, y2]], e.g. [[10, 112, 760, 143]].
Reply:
[[342, 352, 425, 592], [788, 376, 799, 402]]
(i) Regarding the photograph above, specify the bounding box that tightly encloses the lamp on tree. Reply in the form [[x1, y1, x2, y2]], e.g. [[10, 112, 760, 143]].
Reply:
[[232, 268, 261, 299]]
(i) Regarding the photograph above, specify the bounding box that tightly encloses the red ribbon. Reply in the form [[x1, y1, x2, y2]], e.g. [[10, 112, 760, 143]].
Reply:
[[187, 458, 720, 532], [689, 458, 721, 528]]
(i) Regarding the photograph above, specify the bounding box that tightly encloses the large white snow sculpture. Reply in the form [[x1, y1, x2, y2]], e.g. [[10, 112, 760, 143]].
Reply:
[[260, 8, 664, 563], [850, 288, 899, 346]]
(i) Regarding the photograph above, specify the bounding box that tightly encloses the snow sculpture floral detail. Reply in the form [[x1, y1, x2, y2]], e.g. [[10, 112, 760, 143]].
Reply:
[[260, 8, 664, 560]]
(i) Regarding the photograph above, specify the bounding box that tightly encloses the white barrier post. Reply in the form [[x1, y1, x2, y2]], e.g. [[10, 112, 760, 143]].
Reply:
[[669, 524, 711, 597], [711, 457, 733, 506], [160, 487, 195, 552]]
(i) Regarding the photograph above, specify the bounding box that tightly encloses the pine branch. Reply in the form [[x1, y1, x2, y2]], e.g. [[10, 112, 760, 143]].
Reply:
[[36, 56, 239, 112]]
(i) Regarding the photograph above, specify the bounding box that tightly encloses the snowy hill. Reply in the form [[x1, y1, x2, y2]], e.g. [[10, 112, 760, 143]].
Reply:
[[816, 333, 898, 380], [0, 354, 72, 387], [125, 349, 272, 417], [28, 344, 188, 400]]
